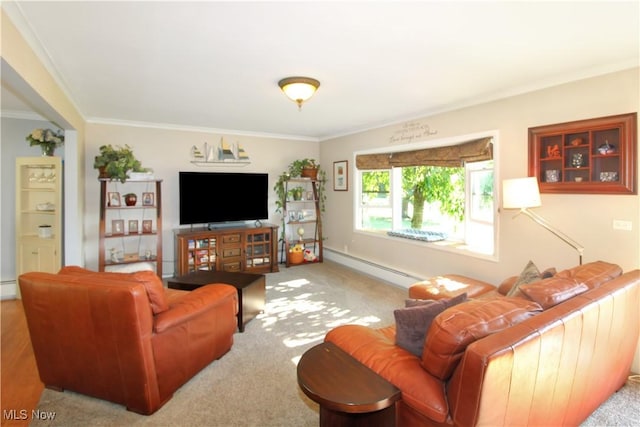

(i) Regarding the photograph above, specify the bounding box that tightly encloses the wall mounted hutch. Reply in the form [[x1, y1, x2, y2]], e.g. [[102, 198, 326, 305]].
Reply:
[[528, 112, 636, 194]]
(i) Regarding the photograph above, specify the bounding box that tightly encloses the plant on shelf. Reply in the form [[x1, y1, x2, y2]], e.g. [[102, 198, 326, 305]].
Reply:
[[26, 128, 64, 156], [289, 186, 304, 201], [93, 144, 149, 183], [274, 158, 327, 214]]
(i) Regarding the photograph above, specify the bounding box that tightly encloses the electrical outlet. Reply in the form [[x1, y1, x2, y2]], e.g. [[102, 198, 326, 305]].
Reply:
[[612, 220, 632, 231]]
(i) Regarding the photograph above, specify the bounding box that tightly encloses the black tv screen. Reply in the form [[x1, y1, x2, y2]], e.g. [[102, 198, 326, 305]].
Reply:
[[179, 171, 269, 225]]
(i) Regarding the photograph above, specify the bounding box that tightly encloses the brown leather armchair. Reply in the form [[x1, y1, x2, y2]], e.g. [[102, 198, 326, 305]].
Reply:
[[19, 268, 238, 415]]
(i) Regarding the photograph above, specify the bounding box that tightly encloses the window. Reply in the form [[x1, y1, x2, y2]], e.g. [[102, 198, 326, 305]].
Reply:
[[356, 137, 495, 256]]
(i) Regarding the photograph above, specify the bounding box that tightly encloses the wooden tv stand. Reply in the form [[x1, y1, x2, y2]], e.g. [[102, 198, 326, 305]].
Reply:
[[174, 223, 279, 276]]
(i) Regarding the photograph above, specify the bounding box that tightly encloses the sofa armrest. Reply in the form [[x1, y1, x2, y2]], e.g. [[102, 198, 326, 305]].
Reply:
[[154, 284, 238, 333], [409, 274, 495, 300]]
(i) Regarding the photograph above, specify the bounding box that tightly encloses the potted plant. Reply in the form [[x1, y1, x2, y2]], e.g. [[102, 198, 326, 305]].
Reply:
[[93, 144, 149, 183], [274, 158, 326, 214], [289, 186, 304, 201], [26, 128, 64, 156]]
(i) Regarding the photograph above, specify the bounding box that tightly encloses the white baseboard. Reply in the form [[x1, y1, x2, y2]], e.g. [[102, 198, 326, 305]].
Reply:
[[1, 281, 17, 300], [324, 248, 421, 289]]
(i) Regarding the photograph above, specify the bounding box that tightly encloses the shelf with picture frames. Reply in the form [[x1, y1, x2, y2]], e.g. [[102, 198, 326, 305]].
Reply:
[[282, 178, 323, 267], [528, 112, 636, 194], [98, 179, 163, 276]]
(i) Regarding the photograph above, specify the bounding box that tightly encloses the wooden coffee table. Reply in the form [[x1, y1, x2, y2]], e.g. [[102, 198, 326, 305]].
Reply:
[[297, 342, 401, 427], [168, 270, 265, 332]]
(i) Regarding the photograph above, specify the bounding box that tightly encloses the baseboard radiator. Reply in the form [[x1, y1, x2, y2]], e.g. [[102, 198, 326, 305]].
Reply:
[[324, 247, 421, 289]]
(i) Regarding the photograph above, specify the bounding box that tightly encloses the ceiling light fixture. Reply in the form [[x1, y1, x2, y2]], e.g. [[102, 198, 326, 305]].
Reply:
[[278, 76, 320, 111]]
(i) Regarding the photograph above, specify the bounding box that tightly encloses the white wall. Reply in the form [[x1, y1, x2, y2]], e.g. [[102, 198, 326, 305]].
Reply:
[[318, 68, 640, 374], [83, 123, 319, 275], [320, 68, 639, 284]]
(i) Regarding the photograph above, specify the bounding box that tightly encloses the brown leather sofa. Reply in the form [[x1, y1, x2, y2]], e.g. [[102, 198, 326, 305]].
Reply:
[[19, 266, 238, 415], [325, 261, 640, 426]]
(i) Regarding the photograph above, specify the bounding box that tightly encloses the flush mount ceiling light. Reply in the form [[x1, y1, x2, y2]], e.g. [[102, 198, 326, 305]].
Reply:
[[278, 76, 320, 111]]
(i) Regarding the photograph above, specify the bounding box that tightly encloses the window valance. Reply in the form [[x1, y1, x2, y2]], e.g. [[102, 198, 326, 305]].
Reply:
[[355, 137, 493, 170]]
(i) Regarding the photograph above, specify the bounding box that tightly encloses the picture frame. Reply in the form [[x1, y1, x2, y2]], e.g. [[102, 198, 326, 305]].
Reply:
[[107, 192, 121, 207], [128, 220, 138, 234], [111, 219, 124, 235], [333, 160, 348, 191], [142, 192, 154, 206], [142, 219, 153, 234]]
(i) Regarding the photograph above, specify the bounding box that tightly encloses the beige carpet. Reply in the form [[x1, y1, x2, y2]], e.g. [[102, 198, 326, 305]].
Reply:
[[35, 261, 639, 426]]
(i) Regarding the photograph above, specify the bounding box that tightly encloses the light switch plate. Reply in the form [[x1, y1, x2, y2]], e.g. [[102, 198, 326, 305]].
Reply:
[[613, 220, 633, 231]]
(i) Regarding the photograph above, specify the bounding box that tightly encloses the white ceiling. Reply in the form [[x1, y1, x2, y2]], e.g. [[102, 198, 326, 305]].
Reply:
[[2, 1, 638, 141]]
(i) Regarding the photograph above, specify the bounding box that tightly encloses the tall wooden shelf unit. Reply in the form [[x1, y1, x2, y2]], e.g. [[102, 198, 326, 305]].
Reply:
[[528, 112, 636, 194], [16, 157, 63, 280], [282, 178, 323, 267], [99, 179, 163, 276], [174, 223, 279, 276]]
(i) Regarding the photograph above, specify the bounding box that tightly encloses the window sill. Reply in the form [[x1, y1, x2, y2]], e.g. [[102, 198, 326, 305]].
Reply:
[[355, 229, 497, 262]]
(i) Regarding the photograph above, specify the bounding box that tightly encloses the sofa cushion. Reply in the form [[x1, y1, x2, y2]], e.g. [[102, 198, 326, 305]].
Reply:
[[409, 275, 494, 300], [519, 277, 588, 309], [421, 297, 543, 380], [395, 294, 468, 357], [498, 267, 556, 295], [554, 261, 622, 289], [506, 260, 541, 297], [58, 266, 169, 314]]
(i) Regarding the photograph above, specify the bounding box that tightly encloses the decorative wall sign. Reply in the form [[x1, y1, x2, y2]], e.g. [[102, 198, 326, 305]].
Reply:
[[389, 121, 437, 144], [190, 137, 250, 164]]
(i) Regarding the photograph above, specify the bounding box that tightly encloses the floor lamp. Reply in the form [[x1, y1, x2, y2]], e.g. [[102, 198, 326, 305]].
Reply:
[[502, 177, 584, 265]]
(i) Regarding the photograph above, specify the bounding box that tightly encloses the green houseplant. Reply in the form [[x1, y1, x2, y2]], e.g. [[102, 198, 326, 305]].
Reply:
[[93, 144, 148, 183], [274, 158, 326, 214], [26, 128, 64, 156]]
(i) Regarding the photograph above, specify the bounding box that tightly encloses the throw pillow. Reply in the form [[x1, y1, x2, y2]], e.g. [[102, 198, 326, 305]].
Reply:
[[519, 277, 589, 309], [444, 292, 467, 308], [395, 300, 447, 357], [421, 297, 543, 380], [506, 260, 542, 297], [541, 267, 557, 279], [405, 298, 437, 307]]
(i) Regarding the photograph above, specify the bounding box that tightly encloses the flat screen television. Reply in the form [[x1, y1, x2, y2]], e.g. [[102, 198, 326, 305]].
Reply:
[[179, 171, 269, 226]]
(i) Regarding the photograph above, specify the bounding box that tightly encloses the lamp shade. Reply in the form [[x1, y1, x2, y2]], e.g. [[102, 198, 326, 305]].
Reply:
[[278, 77, 320, 109], [503, 177, 542, 209]]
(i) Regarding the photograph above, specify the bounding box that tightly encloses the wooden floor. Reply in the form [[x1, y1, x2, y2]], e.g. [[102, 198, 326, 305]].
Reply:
[[1, 300, 43, 427]]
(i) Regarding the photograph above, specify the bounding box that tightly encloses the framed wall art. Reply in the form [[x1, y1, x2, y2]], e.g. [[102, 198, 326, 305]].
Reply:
[[333, 160, 348, 191], [142, 192, 155, 206], [128, 220, 138, 234], [107, 192, 121, 207], [111, 219, 124, 235], [142, 220, 153, 233]]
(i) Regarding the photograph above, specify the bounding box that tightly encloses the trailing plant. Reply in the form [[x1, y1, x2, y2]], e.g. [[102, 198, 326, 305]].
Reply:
[[274, 159, 326, 214], [93, 144, 149, 183]]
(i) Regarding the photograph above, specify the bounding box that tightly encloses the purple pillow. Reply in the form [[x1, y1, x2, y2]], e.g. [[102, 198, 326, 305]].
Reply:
[[395, 300, 448, 356]]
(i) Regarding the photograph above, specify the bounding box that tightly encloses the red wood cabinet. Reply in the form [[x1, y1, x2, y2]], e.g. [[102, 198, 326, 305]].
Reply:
[[528, 113, 636, 194]]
